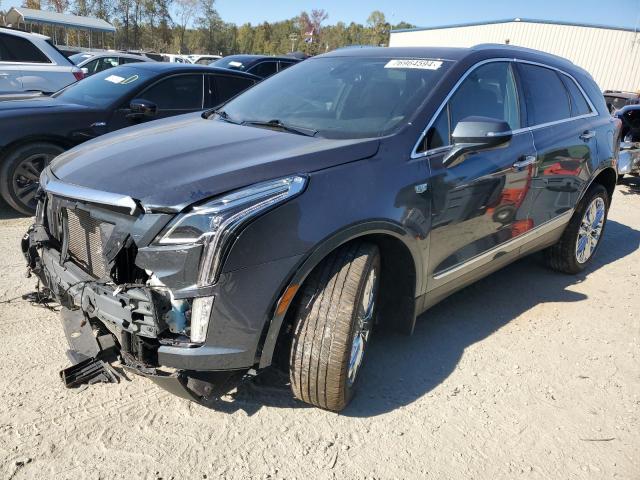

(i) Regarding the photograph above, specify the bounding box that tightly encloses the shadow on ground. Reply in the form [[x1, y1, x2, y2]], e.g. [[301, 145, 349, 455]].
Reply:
[[619, 175, 640, 194], [0, 198, 28, 221], [219, 220, 639, 416]]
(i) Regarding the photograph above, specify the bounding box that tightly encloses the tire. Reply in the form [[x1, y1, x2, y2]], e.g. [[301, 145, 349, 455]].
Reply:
[[289, 242, 380, 411], [545, 184, 609, 274], [0, 142, 64, 216]]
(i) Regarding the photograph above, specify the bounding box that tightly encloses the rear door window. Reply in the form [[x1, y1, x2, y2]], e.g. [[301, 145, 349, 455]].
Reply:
[[85, 57, 119, 74], [517, 63, 571, 126], [249, 61, 278, 78], [278, 60, 296, 72], [0, 33, 50, 63], [206, 74, 256, 107], [140, 74, 204, 110]]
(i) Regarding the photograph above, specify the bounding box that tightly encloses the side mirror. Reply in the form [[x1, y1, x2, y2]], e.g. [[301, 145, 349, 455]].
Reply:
[[444, 116, 513, 167], [127, 99, 157, 120]]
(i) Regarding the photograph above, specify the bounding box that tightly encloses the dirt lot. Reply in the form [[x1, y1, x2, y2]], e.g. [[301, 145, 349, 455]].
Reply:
[[0, 179, 638, 480]]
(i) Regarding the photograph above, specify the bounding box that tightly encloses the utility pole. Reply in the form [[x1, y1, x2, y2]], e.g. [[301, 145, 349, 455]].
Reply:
[[289, 33, 298, 52]]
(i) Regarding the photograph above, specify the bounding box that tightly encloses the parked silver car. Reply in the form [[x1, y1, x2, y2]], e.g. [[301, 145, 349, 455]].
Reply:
[[0, 27, 83, 94]]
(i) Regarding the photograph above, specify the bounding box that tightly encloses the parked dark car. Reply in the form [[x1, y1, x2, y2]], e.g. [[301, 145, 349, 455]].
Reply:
[[0, 63, 259, 214], [210, 54, 300, 78], [604, 90, 640, 113], [23, 46, 619, 411]]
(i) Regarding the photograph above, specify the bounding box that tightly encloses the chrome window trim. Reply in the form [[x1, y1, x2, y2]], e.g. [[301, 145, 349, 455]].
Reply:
[[411, 57, 598, 160]]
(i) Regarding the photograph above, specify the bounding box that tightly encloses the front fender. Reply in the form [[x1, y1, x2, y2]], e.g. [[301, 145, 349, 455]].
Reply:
[[257, 219, 421, 368]]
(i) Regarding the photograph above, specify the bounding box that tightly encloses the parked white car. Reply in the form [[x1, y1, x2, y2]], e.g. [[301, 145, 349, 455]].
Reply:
[[0, 27, 83, 94], [161, 53, 189, 63], [186, 54, 222, 65], [70, 52, 153, 76]]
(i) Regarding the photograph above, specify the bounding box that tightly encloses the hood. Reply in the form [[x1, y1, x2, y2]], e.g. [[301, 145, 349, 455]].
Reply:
[[0, 96, 88, 115], [50, 114, 380, 212]]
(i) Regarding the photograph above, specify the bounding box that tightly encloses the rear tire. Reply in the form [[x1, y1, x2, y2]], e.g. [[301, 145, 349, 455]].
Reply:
[[545, 184, 609, 274], [0, 142, 64, 216], [289, 242, 380, 411]]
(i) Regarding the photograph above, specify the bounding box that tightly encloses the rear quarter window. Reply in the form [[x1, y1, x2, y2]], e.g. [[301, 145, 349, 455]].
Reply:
[[213, 75, 256, 104], [0, 33, 51, 63], [561, 75, 592, 116]]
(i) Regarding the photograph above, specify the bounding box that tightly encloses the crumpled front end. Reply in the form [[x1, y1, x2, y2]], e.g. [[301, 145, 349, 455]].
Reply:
[[22, 173, 252, 401]]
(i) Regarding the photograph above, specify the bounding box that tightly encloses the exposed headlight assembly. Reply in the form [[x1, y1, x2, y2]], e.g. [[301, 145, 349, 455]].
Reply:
[[155, 175, 307, 287]]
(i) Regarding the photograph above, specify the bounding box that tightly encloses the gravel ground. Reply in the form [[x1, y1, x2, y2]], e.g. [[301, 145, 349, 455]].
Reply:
[[0, 179, 638, 480]]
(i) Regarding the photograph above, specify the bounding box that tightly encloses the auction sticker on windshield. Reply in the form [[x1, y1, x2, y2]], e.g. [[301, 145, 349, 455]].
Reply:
[[385, 59, 443, 70], [104, 75, 125, 84]]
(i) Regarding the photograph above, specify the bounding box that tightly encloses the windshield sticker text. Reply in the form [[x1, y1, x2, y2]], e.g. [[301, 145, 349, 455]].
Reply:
[[104, 75, 125, 84], [385, 59, 443, 70]]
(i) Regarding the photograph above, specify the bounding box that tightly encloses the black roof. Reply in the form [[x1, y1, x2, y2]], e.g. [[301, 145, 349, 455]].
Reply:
[[118, 62, 260, 80], [320, 45, 581, 74], [215, 54, 301, 64]]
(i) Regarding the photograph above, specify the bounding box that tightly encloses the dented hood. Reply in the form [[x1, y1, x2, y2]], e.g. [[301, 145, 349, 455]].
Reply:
[[50, 113, 380, 212]]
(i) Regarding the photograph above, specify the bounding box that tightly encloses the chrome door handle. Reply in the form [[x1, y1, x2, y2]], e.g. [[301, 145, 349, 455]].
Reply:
[[580, 130, 595, 140], [513, 155, 536, 170]]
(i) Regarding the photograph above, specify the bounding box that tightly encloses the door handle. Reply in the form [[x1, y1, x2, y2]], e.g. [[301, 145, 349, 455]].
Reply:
[[512, 155, 536, 170], [580, 130, 595, 141]]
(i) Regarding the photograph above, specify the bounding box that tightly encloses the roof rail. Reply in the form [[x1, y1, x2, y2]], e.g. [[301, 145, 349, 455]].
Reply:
[[471, 42, 576, 65]]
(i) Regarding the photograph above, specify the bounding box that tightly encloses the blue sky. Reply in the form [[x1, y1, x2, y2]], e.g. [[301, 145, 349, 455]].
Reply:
[[3, 0, 639, 30], [214, 0, 640, 29]]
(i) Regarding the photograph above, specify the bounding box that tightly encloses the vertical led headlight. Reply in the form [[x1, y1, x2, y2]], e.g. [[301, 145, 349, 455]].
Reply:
[[155, 175, 307, 287], [155, 176, 306, 344]]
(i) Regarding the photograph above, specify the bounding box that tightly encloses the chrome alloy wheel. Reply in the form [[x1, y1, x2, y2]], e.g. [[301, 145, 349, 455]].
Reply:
[[347, 267, 377, 386], [576, 197, 606, 264], [12, 152, 54, 210]]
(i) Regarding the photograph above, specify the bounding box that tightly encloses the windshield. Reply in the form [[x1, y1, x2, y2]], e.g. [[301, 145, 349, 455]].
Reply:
[[219, 56, 452, 139], [210, 57, 249, 70], [54, 66, 155, 107]]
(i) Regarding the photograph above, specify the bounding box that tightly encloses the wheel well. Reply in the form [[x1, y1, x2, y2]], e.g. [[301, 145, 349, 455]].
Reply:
[[0, 137, 71, 161], [590, 167, 617, 203], [269, 233, 417, 370]]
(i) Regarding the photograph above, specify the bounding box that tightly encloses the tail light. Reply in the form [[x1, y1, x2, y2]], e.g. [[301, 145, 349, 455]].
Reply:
[[72, 70, 85, 81]]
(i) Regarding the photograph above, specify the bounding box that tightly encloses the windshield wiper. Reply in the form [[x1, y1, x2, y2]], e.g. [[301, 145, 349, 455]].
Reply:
[[242, 119, 318, 137], [210, 109, 240, 124]]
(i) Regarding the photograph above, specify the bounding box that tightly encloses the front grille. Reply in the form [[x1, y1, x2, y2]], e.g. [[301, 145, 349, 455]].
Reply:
[[66, 208, 110, 278]]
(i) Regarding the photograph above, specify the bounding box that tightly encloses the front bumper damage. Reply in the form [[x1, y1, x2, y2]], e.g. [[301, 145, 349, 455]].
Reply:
[[22, 222, 247, 402]]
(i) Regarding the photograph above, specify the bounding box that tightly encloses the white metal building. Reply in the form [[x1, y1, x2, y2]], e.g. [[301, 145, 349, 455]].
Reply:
[[390, 18, 640, 92]]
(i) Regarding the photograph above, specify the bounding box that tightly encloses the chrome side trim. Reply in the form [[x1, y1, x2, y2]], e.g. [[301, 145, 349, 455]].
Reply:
[[411, 57, 599, 159], [432, 210, 574, 281], [41, 168, 140, 215]]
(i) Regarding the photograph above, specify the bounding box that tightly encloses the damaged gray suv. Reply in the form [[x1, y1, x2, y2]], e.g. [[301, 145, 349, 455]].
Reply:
[[23, 46, 619, 411]]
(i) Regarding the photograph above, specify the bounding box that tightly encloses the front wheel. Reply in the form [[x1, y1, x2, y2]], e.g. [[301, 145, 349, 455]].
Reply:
[[0, 142, 64, 216], [545, 184, 609, 274], [289, 242, 380, 411]]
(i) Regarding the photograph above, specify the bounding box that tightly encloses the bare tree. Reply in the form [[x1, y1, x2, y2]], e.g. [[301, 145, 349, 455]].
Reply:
[[175, 0, 198, 53], [47, 0, 69, 13], [22, 0, 42, 8]]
